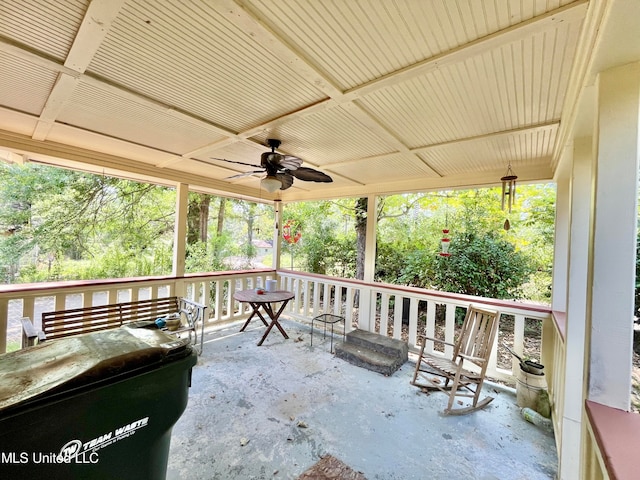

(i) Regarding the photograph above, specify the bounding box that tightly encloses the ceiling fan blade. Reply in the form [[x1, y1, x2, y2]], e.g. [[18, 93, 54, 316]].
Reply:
[[288, 167, 332, 183], [261, 152, 302, 171], [225, 170, 264, 180], [275, 172, 294, 190], [276, 155, 303, 170], [211, 157, 262, 169]]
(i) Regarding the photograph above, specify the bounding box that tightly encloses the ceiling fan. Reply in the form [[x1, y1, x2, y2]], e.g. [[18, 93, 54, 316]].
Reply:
[[212, 139, 332, 192]]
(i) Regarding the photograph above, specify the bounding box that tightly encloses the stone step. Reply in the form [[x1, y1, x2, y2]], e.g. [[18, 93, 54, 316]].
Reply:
[[334, 342, 405, 376], [344, 329, 408, 361]]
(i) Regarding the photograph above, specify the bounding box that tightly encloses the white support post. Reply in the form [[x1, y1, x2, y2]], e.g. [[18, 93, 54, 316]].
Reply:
[[349, 195, 378, 332], [172, 183, 188, 297], [552, 167, 571, 313], [588, 62, 640, 410], [272, 199, 283, 270], [363, 195, 378, 283], [558, 137, 592, 479]]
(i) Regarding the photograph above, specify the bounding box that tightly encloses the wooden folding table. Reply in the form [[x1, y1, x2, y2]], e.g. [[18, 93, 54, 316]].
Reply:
[[233, 289, 295, 346]]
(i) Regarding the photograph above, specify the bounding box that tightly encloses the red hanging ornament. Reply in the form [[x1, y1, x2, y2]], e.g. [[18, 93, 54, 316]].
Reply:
[[283, 220, 301, 244], [440, 229, 451, 257]]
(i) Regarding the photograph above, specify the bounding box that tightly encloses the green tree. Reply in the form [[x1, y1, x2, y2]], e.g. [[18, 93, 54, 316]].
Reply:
[[0, 163, 175, 282], [431, 232, 532, 299]]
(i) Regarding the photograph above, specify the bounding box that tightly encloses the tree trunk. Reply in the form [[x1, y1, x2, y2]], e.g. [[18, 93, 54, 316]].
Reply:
[[199, 195, 210, 242], [355, 197, 367, 280], [187, 193, 210, 245], [216, 197, 226, 235], [211, 197, 226, 256]]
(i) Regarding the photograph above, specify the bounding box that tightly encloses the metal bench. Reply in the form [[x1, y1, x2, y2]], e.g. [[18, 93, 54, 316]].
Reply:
[[21, 296, 206, 353]]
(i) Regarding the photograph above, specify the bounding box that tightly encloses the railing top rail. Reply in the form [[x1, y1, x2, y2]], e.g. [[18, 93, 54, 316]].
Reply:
[[0, 269, 276, 296]]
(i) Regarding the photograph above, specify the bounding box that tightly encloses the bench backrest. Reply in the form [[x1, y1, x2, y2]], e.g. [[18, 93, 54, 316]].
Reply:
[[42, 297, 181, 340]]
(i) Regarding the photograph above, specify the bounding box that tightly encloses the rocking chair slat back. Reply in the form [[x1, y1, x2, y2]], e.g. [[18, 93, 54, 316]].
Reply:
[[455, 307, 498, 364]]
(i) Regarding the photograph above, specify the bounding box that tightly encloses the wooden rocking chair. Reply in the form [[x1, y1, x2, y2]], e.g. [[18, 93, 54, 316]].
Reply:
[[411, 304, 499, 415]]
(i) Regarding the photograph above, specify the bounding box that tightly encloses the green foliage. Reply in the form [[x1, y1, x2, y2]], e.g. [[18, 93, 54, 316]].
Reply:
[[0, 163, 175, 282], [431, 232, 533, 299], [300, 216, 356, 276], [185, 235, 232, 273], [375, 186, 553, 301]]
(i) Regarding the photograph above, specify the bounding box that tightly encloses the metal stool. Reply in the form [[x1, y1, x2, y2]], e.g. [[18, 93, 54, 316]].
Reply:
[[310, 314, 345, 353]]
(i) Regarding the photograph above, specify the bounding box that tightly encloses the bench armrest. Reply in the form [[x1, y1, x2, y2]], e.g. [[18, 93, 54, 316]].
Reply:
[[21, 317, 46, 347], [179, 298, 207, 353], [178, 298, 206, 327]]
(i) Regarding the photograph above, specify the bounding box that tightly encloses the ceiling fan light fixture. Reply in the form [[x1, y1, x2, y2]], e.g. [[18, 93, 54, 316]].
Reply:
[[261, 175, 281, 192]]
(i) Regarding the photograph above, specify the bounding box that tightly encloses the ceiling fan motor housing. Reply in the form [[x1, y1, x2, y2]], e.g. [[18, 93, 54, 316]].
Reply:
[[267, 139, 281, 150]]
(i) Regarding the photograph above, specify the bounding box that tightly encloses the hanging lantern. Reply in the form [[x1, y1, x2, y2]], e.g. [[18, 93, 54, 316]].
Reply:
[[500, 164, 518, 213], [440, 229, 451, 257]]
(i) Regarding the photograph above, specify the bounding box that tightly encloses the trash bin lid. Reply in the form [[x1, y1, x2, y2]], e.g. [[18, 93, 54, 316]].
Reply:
[[0, 327, 190, 412]]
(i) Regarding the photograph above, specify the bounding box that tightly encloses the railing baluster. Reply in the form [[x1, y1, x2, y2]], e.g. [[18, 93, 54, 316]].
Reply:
[[408, 297, 419, 349], [0, 298, 8, 353], [344, 287, 353, 333], [322, 282, 330, 314], [393, 295, 403, 341], [425, 300, 436, 353], [300, 280, 309, 317], [514, 314, 526, 375], [312, 280, 320, 317], [444, 303, 456, 358], [214, 279, 223, 322], [379, 293, 389, 336]]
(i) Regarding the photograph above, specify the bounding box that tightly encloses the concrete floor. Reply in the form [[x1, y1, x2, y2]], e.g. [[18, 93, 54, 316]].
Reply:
[[166, 320, 557, 480]]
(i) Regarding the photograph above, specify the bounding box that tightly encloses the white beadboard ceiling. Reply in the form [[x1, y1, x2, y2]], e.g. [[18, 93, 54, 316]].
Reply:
[[0, 0, 636, 202]]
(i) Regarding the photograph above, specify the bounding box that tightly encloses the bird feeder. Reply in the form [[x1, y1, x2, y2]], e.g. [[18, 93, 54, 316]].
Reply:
[[440, 229, 451, 257]]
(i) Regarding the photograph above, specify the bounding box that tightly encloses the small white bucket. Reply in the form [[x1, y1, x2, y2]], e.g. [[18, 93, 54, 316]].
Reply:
[[265, 279, 278, 292]]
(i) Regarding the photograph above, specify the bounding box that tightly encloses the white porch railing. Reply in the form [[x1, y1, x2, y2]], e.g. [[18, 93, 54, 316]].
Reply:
[[276, 270, 553, 384], [0, 269, 552, 387], [0, 269, 277, 352], [542, 311, 567, 456]]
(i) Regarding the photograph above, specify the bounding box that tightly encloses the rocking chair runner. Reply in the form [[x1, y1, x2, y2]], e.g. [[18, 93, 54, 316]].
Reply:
[[411, 304, 499, 415]]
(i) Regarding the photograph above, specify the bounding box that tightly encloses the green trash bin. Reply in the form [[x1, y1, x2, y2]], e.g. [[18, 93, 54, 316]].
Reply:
[[0, 326, 197, 479]]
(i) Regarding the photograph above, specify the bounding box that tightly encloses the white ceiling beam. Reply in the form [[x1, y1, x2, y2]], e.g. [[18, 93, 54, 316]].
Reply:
[[0, 129, 266, 199], [411, 122, 559, 154], [324, 122, 559, 168], [218, 0, 343, 99], [32, 74, 81, 140], [280, 163, 555, 203], [342, 0, 588, 101], [0, 39, 80, 78], [64, 0, 127, 73], [32, 0, 126, 141]]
